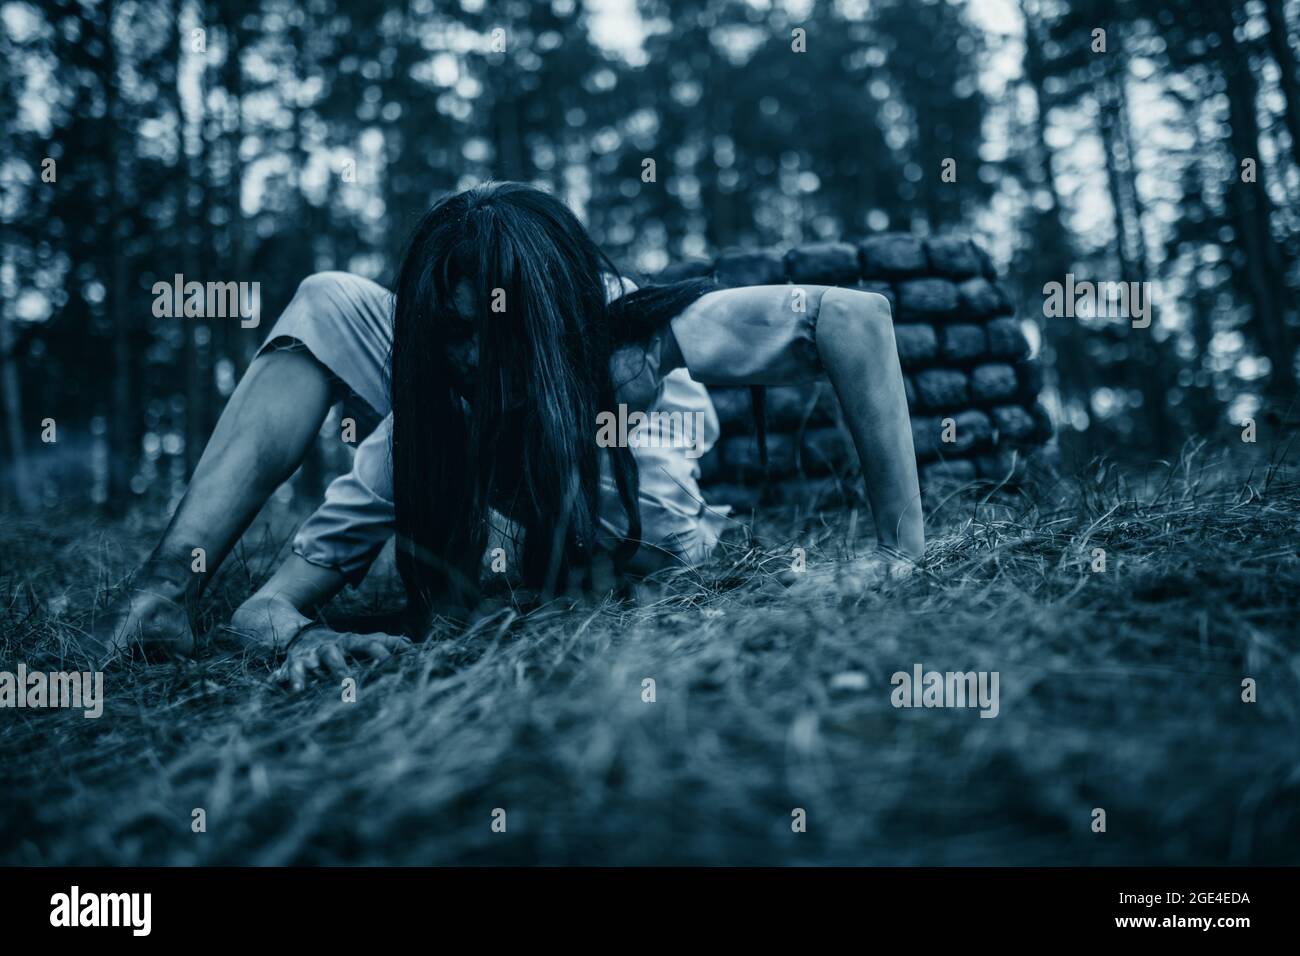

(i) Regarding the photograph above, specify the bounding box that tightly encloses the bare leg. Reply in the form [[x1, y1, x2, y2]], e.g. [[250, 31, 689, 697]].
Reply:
[[84, 347, 334, 663]]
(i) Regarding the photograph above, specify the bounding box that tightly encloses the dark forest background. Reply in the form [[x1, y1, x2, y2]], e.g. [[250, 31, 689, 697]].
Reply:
[[2, 0, 1299, 517]]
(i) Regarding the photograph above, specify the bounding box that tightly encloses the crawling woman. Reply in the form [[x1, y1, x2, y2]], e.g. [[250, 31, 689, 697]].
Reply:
[[84, 182, 923, 687]]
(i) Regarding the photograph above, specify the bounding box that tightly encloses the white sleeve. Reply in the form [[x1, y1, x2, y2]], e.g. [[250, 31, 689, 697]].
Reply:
[[291, 413, 396, 584], [604, 273, 639, 302]]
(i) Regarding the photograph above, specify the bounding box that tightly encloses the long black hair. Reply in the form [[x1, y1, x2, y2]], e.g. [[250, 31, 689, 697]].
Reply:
[[389, 181, 714, 615]]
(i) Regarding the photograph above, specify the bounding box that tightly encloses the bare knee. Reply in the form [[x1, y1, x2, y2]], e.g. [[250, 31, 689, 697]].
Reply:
[[296, 270, 353, 296], [291, 271, 354, 314]]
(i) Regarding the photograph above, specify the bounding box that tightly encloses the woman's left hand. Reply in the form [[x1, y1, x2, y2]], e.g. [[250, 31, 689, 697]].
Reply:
[[274, 626, 412, 692]]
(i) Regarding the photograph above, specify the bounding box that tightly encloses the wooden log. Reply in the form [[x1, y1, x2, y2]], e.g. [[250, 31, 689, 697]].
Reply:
[[712, 383, 839, 435], [655, 258, 714, 282], [956, 276, 1010, 320], [653, 234, 1054, 498], [970, 363, 1020, 405], [800, 425, 855, 476], [857, 233, 927, 279], [857, 280, 896, 313], [913, 368, 970, 410], [985, 315, 1029, 359], [718, 431, 799, 479], [785, 242, 861, 285], [991, 404, 1038, 442], [715, 248, 787, 287], [921, 458, 978, 484], [925, 236, 982, 279], [894, 322, 939, 369], [939, 323, 988, 364], [896, 277, 959, 322]]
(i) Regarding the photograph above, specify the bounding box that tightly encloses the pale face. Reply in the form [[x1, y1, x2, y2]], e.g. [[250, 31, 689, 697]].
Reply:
[[445, 278, 479, 396]]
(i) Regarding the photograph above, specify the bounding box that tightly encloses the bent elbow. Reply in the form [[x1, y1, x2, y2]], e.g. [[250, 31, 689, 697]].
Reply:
[[816, 288, 896, 363]]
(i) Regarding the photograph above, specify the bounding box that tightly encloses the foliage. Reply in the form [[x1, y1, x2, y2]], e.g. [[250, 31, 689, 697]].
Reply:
[[3, 0, 1300, 512], [2, 447, 1297, 864]]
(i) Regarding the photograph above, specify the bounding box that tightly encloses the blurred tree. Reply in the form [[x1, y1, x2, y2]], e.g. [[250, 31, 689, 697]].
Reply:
[[1208, 0, 1297, 400], [1261, 0, 1300, 175], [3, 0, 1298, 510], [1018, 0, 1096, 457]]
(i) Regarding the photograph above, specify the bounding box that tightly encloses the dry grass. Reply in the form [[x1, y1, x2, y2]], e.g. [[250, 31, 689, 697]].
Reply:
[[2, 445, 1299, 865]]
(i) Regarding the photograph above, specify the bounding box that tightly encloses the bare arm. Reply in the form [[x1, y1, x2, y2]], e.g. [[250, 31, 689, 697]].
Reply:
[[228, 554, 348, 653], [665, 284, 924, 562], [815, 288, 924, 560], [230, 414, 398, 655]]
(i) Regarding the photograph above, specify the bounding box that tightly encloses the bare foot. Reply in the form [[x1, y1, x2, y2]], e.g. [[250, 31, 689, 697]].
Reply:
[[81, 577, 195, 666]]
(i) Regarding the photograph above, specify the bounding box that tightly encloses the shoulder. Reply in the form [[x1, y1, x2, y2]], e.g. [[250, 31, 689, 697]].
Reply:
[[673, 284, 833, 331], [668, 284, 836, 386]]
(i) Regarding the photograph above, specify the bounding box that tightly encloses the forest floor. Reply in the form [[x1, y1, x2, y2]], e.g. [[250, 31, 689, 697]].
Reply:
[[2, 444, 1299, 865]]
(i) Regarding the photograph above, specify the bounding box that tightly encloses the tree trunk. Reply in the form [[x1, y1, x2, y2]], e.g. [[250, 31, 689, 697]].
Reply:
[[1098, 8, 1172, 446], [1261, 0, 1300, 174], [171, 0, 202, 477], [291, 10, 325, 503], [1021, 0, 1094, 457], [106, 0, 136, 511], [187, 2, 211, 468], [0, 243, 32, 512], [1213, 0, 1297, 399]]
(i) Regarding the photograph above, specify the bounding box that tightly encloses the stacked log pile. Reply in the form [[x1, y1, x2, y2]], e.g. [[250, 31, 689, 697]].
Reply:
[[655, 234, 1053, 509]]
